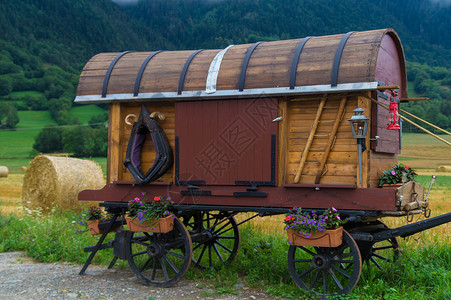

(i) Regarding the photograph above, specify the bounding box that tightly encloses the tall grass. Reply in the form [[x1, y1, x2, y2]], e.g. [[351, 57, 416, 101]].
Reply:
[[0, 207, 449, 299]]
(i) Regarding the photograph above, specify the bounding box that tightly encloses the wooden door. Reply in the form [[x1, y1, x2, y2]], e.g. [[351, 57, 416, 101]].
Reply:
[[175, 98, 278, 185]]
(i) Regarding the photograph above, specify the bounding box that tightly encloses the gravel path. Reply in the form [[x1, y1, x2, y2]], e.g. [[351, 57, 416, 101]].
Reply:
[[0, 252, 277, 300]]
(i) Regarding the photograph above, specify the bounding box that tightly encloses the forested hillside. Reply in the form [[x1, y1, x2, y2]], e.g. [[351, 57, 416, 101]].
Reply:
[[124, 0, 451, 68], [0, 0, 450, 156]]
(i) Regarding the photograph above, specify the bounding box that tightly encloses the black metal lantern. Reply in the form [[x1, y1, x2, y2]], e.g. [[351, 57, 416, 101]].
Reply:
[[348, 108, 370, 184], [348, 108, 369, 139]]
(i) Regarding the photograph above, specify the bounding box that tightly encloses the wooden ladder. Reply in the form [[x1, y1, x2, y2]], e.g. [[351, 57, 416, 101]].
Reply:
[[293, 96, 347, 184]]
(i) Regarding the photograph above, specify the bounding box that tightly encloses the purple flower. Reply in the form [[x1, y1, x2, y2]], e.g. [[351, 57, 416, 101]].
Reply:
[[391, 170, 396, 175]]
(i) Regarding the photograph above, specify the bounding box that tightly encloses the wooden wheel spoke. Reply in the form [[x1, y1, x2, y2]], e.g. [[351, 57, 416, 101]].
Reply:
[[213, 244, 225, 263], [132, 250, 147, 257], [332, 259, 354, 264], [151, 259, 157, 280], [322, 271, 327, 295], [373, 253, 389, 261], [167, 251, 184, 260], [331, 264, 351, 279], [215, 240, 233, 254], [298, 246, 316, 257], [163, 255, 179, 274], [208, 244, 213, 267], [131, 238, 150, 247], [374, 245, 395, 251], [309, 269, 321, 289], [299, 266, 315, 279], [140, 257, 152, 272], [195, 244, 208, 265], [328, 269, 343, 290], [159, 257, 169, 281], [217, 235, 235, 240], [370, 257, 384, 271]]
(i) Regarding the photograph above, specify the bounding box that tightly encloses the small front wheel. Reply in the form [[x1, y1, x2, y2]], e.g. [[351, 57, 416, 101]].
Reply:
[[125, 216, 192, 287], [287, 230, 362, 298]]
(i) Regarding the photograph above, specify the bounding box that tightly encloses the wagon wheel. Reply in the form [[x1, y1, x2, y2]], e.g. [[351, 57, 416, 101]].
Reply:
[[366, 222, 399, 271], [125, 216, 192, 287], [287, 230, 362, 298], [178, 211, 240, 268], [347, 221, 399, 271]]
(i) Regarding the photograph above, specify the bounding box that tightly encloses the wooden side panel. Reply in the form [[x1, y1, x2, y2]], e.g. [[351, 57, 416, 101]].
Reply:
[[368, 151, 398, 188], [107, 103, 123, 183], [175, 98, 278, 185], [285, 96, 361, 185], [373, 34, 403, 154], [118, 102, 176, 182]]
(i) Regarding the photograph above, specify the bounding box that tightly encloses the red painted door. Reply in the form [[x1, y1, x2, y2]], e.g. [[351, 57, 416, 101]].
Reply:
[[175, 98, 278, 185]]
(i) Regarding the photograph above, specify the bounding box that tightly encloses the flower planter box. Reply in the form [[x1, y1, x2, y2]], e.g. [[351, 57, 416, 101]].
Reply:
[[125, 215, 174, 233], [286, 227, 343, 247], [87, 219, 121, 235], [380, 183, 403, 189]]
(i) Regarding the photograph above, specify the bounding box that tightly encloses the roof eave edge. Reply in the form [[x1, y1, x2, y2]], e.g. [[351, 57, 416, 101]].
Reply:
[[74, 82, 379, 104]]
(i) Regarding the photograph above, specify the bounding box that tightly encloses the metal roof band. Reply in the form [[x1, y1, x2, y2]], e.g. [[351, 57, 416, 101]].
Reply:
[[75, 82, 379, 103], [289, 37, 312, 90], [133, 50, 163, 96], [102, 51, 132, 98], [205, 45, 234, 94], [239, 42, 263, 92], [177, 49, 204, 95], [331, 31, 355, 87]]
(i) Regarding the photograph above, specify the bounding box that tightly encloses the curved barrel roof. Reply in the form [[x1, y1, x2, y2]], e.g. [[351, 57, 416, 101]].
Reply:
[[75, 28, 406, 103]]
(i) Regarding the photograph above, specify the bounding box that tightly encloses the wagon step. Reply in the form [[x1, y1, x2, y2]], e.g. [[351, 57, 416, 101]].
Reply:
[[372, 212, 451, 242]]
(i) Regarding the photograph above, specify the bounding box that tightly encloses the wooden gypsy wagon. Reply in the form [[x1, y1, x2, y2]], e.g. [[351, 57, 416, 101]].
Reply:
[[75, 28, 451, 297]]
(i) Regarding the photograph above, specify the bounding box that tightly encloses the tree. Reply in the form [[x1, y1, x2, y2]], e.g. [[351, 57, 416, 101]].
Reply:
[[62, 126, 107, 157], [0, 102, 19, 129], [33, 126, 64, 153], [0, 76, 12, 96]]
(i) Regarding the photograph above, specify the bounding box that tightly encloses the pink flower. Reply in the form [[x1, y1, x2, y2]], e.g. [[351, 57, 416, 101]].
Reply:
[[134, 197, 140, 201], [391, 170, 396, 175], [331, 207, 337, 212]]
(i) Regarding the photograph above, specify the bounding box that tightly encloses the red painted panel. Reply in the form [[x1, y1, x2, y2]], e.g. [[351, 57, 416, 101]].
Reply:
[[373, 35, 402, 154], [78, 183, 397, 211], [175, 98, 278, 185]]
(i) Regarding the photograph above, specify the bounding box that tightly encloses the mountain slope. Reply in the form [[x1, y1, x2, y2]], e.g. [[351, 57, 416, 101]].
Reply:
[[124, 0, 451, 68]]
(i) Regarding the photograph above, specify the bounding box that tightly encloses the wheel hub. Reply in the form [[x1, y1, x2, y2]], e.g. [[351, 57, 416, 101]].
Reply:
[[312, 254, 330, 270], [147, 242, 164, 257]]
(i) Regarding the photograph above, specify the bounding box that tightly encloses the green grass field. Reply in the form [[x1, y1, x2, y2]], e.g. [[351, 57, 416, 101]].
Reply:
[[0, 106, 107, 168], [9, 91, 44, 98]]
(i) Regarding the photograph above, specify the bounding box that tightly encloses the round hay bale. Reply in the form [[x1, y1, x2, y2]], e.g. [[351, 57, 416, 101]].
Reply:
[[22, 155, 104, 212], [0, 166, 8, 178], [18, 166, 27, 172], [436, 165, 451, 172]]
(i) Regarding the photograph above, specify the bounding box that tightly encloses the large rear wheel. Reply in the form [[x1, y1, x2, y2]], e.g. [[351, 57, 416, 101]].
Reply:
[[288, 230, 362, 298], [179, 211, 240, 268], [125, 216, 192, 287]]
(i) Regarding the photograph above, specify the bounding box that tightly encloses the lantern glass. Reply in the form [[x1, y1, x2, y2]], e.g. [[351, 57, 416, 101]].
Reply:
[[348, 108, 369, 139]]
